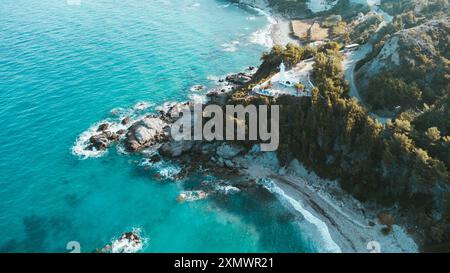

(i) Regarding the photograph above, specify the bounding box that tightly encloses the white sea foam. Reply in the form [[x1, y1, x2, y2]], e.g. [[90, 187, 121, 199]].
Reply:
[[206, 75, 221, 82], [155, 101, 179, 113], [259, 178, 342, 253], [139, 158, 182, 180], [177, 190, 208, 202], [133, 101, 153, 111], [110, 107, 127, 117], [110, 227, 148, 253], [71, 120, 127, 159], [159, 164, 182, 180], [214, 184, 240, 195], [188, 93, 207, 104], [190, 84, 205, 92], [72, 101, 154, 159], [221, 41, 239, 52], [248, 7, 276, 48]]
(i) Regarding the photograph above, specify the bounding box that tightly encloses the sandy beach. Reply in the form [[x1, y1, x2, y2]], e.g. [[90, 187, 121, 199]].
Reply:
[[270, 17, 299, 46], [240, 153, 418, 253], [235, 2, 420, 252]]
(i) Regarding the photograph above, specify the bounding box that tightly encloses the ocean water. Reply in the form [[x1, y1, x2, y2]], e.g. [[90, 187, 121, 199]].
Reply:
[[0, 0, 317, 252]]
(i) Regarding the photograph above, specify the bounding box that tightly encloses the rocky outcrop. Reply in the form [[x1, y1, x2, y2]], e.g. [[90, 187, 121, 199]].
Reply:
[[206, 87, 233, 105], [84, 122, 127, 152], [125, 116, 167, 152], [87, 131, 118, 151], [157, 101, 192, 123], [225, 72, 252, 85], [206, 70, 255, 105], [356, 19, 449, 90]]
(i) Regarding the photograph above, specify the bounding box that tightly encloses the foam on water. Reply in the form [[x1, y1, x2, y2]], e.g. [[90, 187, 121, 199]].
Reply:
[[214, 184, 240, 195], [133, 101, 153, 112], [177, 190, 208, 202], [221, 41, 240, 52], [247, 7, 276, 48], [110, 227, 148, 253], [0, 0, 317, 253], [190, 85, 206, 92], [71, 120, 128, 159], [188, 93, 207, 104], [72, 101, 155, 159], [259, 178, 342, 253], [139, 158, 182, 181]]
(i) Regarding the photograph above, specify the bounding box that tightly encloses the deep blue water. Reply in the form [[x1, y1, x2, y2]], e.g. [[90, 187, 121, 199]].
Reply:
[[0, 0, 317, 252]]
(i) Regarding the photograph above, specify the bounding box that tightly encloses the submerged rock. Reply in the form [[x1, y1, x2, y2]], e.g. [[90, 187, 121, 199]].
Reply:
[[149, 154, 161, 163]]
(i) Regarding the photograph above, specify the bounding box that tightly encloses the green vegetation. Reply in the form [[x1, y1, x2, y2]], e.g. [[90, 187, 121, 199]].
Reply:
[[232, 43, 313, 102], [227, 0, 450, 250], [381, 0, 449, 18], [312, 45, 349, 97], [365, 72, 422, 111], [277, 48, 449, 249], [229, 41, 450, 250], [349, 14, 383, 44], [412, 94, 450, 169], [329, 20, 349, 43], [355, 0, 449, 114]]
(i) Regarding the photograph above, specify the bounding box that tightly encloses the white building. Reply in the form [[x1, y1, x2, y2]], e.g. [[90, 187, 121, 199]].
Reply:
[[278, 61, 294, 87]]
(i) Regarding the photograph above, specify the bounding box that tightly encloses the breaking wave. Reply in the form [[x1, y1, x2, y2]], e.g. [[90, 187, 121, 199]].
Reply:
[[259, 178, 342, 253]]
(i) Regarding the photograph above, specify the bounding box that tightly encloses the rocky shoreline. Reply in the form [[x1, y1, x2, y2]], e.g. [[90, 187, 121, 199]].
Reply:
[[75, 62, 418, 252], [76, 69, 258, 180], [73, 1, 420, 253]]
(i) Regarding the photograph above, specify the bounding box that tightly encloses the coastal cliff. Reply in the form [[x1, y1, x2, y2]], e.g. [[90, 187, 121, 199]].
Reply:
[[70, 0, 449, 253]]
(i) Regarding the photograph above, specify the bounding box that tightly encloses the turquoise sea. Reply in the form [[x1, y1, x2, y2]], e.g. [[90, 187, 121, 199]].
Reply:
[[0, 0, 317, 252]]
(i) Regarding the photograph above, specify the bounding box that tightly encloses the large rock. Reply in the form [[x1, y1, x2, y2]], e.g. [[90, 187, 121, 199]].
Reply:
[[206, 87, 233, 105], [97, 123, 109, 132], [225, 72, 252, 85], [87, 131, 119, 151], [125, 116, 166, 152], [157, 102, 191, 123]]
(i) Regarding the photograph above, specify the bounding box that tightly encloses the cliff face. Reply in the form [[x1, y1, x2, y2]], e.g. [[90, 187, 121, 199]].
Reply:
[[356, 18, 450, 105], [357, 19, 449, 86]]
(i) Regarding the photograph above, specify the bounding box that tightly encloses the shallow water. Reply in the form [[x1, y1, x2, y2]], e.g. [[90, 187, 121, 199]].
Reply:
[[0, 0, 317, 252]]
